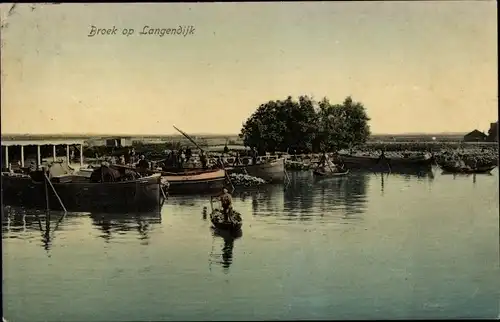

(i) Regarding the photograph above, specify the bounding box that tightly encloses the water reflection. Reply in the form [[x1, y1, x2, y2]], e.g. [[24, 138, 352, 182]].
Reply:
[[89, 212, 161, 245], [312, 172, 369, 216], [208, 227, 242, 274], [2, 206, 69, 254]]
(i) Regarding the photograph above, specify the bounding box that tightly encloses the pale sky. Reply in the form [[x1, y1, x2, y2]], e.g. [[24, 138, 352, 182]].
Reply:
[[0, 2, 497, 135]]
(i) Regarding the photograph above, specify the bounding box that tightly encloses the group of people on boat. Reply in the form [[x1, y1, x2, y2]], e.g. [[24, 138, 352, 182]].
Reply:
[[163, 148, 193, 169]]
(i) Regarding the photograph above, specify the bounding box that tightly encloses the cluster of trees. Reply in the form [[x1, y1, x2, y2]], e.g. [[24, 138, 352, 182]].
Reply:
[[487, 122, 498, 142], [239, 95, 371, 154]]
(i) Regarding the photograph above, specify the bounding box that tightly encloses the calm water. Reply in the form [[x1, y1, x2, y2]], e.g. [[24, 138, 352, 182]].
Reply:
[[2, 169, 499, 321]]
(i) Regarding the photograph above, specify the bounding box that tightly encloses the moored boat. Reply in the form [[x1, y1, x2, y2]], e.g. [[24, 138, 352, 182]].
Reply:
[[439, 164, 497, 174], [161, 168, 227, 195], [1, 169, 164, 213], [339, 154, 433, 171], [313, 169, 350, 178], [210, 209, 243, 231], [227, 158, 285, 183]]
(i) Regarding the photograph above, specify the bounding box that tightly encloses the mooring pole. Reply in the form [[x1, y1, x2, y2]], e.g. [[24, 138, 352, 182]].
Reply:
[[283, 159, 291, 185], [44, 172, 51, 233], [44, 173, 67, 213]]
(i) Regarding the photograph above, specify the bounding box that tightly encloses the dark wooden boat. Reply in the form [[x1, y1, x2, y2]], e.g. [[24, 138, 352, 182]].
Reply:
[[439, 164, 497, 174], [210, 209, 242, 231], [339, 154, 433, 171], [227, 158, 285, 183], [313, 169, 350, 178], [1, 166, 164, 213], [211, 226, 243, 239]]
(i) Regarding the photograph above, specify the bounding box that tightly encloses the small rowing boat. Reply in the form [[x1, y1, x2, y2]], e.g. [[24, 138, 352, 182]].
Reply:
[[313, 169, 350, 178], [210, 209, 243, 231]]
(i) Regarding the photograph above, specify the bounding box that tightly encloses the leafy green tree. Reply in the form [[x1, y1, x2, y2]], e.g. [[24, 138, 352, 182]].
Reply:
[[239, 96, 317, 154], [240, 95, 371, 153], [315, 96, 371, 151]]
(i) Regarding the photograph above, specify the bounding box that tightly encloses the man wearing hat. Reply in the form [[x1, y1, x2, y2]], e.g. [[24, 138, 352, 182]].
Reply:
[[219, 187, 233, 222]]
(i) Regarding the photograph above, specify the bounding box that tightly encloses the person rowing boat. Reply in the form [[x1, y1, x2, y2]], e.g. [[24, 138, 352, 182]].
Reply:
[[218, 188, 233, 222], [318, 152, 337, 173]]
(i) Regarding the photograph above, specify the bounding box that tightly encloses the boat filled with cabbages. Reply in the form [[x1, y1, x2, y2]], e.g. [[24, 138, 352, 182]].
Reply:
[[227, 158, 286, 183], [338, 152, 434, 172], [1, 162, 167, 212], [439, 163, 497, 174], [209, 209, 243, 232]]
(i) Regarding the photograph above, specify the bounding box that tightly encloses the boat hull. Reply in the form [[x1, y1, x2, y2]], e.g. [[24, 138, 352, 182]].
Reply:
[[339, 155, 433, 171], [162, 169, 227, 195], [439, 164, 497, 174], [1, 173, 162, 213], [228, 158, 285, 183], [210, 209, 242, 231], [313, 169, 350, 178]]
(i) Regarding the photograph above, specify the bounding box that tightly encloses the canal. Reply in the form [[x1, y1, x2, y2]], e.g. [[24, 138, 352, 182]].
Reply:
[[2, 169, 499, 321]]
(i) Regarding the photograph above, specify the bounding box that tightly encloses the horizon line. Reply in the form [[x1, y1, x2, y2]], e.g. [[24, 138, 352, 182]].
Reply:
[[1, 131, 471, 138]]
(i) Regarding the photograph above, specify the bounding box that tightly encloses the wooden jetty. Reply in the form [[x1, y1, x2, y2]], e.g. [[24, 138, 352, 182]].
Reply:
[[1, 135, 87, 171]]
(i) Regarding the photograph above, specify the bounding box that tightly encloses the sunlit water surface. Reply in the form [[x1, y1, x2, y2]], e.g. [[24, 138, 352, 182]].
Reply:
[[2, 169, 499, 321]]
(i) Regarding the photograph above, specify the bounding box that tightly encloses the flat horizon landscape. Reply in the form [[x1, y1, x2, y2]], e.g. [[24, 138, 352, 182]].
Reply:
[[0, 132, 471, 139]]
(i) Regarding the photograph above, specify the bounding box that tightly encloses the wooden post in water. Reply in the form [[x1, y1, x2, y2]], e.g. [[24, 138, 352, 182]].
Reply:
[[4, 145, 8, 169], [80, 144, 84, 167], [20, 145, 24, 167], [66, 145, 70, 166], [44, 173, 67, 213], [36, 145, 41, 169], [44, 170, 51, 233]]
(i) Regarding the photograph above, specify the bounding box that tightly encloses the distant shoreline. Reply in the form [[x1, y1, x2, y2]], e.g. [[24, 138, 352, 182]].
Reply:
[[1, 132, 469, 141]]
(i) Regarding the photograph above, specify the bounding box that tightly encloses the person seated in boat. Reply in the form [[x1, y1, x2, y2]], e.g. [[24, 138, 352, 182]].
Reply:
[[455, 158, 468, 169], [319, 152, 332, 171], [179, 149, 186, 168], [199, 151, 208, 169], [233, 153, 241, 166], [119, 155, 126, 165], [473, 157, 478, 169], [185, 148, 192, 162], [319, 152, 326, 165], [137, 155, 149, 170], [216, 156, 224, 169], [219, 188, 233, 222], [169, 150, 178, 168], [251, 148, 258, 165], [323, 160, 338, 173]]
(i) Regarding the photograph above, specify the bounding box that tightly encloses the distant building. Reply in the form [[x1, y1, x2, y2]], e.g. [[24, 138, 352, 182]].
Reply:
[[463, 129, 487, 142], [487, 122, 498, 142], [105, 138, 132, 147]]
